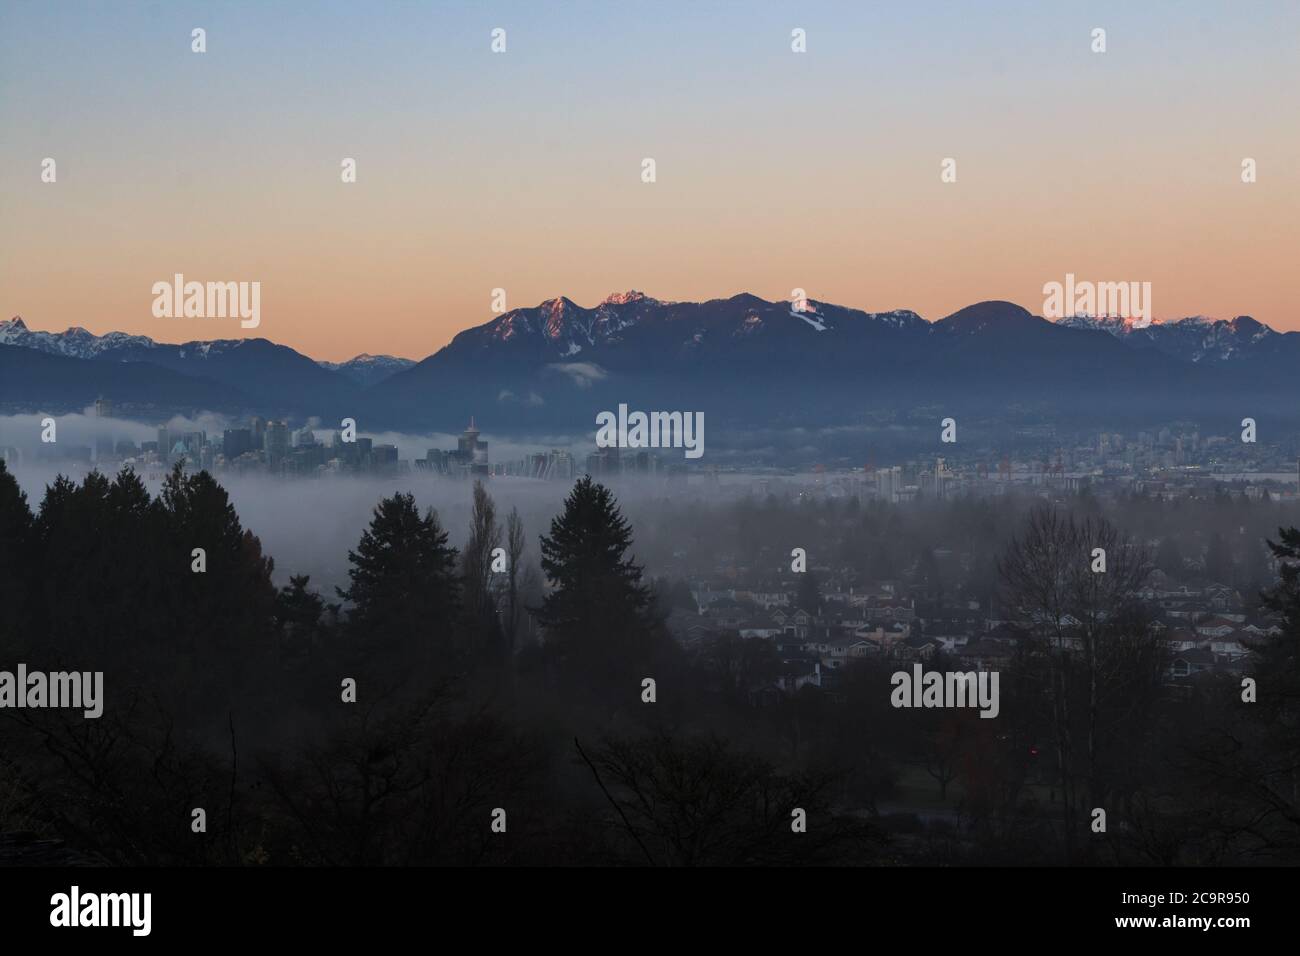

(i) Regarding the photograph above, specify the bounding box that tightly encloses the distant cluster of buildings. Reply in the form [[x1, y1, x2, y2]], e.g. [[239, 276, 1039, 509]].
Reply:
[[123, 416, 404, 477], [416, 419, 491, 478], [664, 572, 1275, 700], [417, 419, 578, 480], [8, 408, 603, 483], [14, 401, 406, 478], [753, 424, 1300, 505], [218, 419, 404, 476], [583, 445, 688, 479]]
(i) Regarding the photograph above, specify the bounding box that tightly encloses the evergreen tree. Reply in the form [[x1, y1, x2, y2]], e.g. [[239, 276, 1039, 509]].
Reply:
[[102, 467, 170, 669], [276, 574, 325, 657], [157, 463, 278, 712], [796, 570, 822, 615], [0, 459, 33, 650], [667, 578, 699, 612], [34, 471, 115, 662], [338, 492, 460, 663], [27, 467, 174, 675], [538, 476, 654, 672], [1260, 527, 1300, 688]]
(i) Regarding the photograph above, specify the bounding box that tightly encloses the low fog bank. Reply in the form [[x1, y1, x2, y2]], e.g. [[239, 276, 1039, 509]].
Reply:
[[0, 409, 888, 596], [8, 464, 547, 595], [2, 408, 1117, 599], [4, 459, 770, 598]]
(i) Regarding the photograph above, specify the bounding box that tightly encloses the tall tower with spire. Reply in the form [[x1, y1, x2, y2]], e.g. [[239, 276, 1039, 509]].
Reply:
[[458, 417, 489, 471]]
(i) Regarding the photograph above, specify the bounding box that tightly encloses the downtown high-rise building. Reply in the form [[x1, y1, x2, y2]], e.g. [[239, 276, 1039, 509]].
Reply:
[[264, 421, 289, 468]]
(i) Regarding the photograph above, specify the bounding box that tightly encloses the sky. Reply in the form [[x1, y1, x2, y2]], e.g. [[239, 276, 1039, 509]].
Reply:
[[2, 0, 1297, 361]]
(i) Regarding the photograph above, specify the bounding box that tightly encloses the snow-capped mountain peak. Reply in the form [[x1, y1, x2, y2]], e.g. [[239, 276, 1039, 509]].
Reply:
[[0, 316, 158, 358], [1057, 311, 1285, 364], [599, 290, 657, 307], [317, 352, 416, 387]]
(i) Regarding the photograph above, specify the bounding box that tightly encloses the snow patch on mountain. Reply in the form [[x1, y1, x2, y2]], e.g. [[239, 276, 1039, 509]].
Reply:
[[484, 291, 665, 355], [600, 290, 659, 307], [318, 353, 416, 387], [796, 311, 827, 331], [1057, 312, 1282, 364]]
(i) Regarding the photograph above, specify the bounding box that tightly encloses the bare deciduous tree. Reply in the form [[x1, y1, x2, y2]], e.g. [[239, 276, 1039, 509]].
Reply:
[[998, 504, 1159, 860], [505, 506, 525, 656], [461, 481, 502, 652]]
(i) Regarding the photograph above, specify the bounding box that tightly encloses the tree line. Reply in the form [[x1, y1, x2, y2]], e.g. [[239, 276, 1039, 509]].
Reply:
[[0, 459, 1296, 865]]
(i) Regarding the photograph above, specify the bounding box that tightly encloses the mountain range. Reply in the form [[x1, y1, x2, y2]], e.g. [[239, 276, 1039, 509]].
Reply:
[[2, 295, 1297, 433]]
